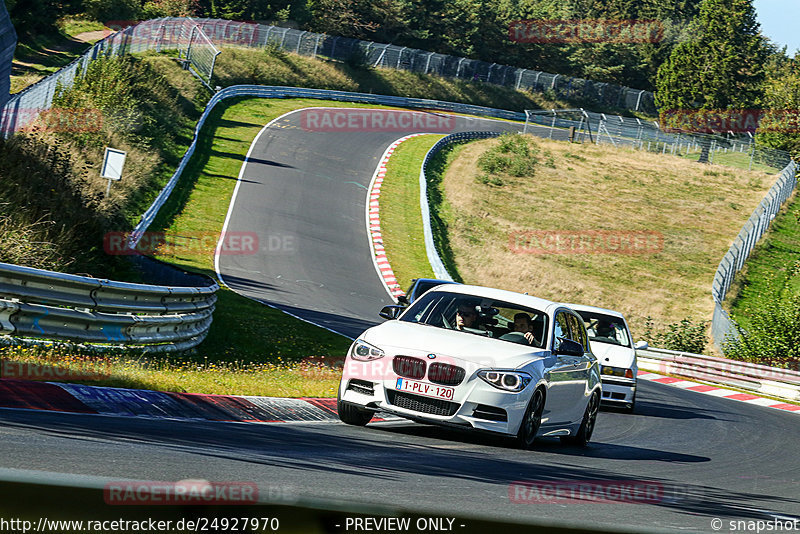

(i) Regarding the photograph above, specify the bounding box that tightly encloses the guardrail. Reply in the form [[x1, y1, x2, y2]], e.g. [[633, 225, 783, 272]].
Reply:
[[0, 261, 218, 352], [637, 347, 800, 402], [417, 131, 504, 281]]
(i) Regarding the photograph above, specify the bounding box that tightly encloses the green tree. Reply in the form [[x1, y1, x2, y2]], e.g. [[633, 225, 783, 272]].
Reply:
[[655, 0, 767, 111], [757, 53, 800, 158], [724, 264, 800, 367]]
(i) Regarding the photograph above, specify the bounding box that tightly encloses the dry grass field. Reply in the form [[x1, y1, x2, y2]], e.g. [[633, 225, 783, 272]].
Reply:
[[438, 136, 776, 339]]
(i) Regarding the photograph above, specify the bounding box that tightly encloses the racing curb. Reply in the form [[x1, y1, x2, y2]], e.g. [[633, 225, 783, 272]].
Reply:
[[0, 369, 797, 424], [367, 133, 427, 299], [637, 371, 800, 414], [0, 379, 340, 423]]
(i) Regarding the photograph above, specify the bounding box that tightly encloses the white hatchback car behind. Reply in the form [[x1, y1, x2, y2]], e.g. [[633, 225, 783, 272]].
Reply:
[[568, 304, 646, 412]]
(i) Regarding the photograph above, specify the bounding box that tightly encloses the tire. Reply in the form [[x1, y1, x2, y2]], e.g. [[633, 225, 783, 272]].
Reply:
[[337, 383, 373, 426], [515, 388, 545, 449], [561, 390, 600, 447], [624, 391, 636, 413]]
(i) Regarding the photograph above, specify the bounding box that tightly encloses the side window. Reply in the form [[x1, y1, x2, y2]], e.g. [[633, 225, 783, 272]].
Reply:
[[553, 312, 570, 350], [566, 313, 588, 352]]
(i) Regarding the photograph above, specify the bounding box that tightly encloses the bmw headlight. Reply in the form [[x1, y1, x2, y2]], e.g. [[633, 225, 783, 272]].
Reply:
[[351, 339, 385, 361], [478, 370, 532, 392]]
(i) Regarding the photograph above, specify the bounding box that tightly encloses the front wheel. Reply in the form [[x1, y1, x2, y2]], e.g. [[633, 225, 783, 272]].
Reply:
[[515, 388, 545, 449], [337, 383, 373, 426], [561, 390, 600, 447]]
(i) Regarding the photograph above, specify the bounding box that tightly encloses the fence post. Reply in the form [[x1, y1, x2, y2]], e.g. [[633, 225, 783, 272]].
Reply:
[[313, 33, 322, 58], [396, 47, 406, 69], [330, 35, 338, 58], [515, 69, 525, 90], [635, 90, 644, 111]]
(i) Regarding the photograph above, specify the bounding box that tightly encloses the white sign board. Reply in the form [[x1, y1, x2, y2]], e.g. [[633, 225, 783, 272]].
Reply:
[[101, 147, 126, 181]]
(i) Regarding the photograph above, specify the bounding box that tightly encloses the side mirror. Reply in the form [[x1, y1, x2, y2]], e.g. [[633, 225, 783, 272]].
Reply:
[[554, 338, 584, 357], [397, 295, 410, 305], [379, 305, 404, 320], [634, 340, 649, 350]]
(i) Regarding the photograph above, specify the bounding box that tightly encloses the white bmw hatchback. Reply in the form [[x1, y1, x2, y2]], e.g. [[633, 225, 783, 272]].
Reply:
[[337, 284, 602, 448]]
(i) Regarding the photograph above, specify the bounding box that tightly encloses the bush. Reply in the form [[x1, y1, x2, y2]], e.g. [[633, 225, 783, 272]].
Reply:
[[643, 316, 709, 354], [83, 0, 141, 22], [477, 133, 538, 179], [723, 265, 800, 368]]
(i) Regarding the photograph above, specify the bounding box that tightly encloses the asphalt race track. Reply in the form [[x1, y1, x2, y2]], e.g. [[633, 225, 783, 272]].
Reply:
[[2, 107, 798, 532], [215, 108, 529, 337]]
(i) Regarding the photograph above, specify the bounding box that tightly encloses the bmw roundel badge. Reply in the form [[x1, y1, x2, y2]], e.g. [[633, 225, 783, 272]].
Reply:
[[427, 354, 437, 359]]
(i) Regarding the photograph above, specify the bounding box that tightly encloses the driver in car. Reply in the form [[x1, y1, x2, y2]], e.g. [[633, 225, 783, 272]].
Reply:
[[513, 313, 538, 345], [456, 303, 480, 331]]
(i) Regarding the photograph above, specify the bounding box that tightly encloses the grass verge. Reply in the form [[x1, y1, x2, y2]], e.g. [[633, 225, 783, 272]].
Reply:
[[378, 135, 443, 291], [727, 190, 800, 330], [0, 344, 341, 397], [11, 18, 106, 93]]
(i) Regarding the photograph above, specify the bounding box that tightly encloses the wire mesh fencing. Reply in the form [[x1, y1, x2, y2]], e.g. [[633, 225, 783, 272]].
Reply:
[[524, 109, 793, 174], [710, 160, 798, 350], [187, 18, 657, 114], [0, 18, 220, 138]]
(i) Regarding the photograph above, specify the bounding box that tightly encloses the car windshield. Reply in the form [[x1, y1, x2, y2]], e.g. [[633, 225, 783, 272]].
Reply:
[[576, 310, 631, 347], [400, 291, 549, 349]]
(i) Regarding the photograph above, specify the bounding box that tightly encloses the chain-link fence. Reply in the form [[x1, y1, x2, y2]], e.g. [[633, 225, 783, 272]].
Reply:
[[710, 160, 798, 350], [524, 109, 794, 174], [1, 16, 658, 139], [0, 1, 15, 110], [187, 18, 657, 114], [0, 18, 218, 137]]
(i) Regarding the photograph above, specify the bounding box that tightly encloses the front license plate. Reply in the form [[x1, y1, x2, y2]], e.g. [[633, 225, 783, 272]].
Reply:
[[395, 378, 455, 401]]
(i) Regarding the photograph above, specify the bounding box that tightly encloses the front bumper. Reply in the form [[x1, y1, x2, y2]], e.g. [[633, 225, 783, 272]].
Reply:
[[599, 376, 636, 405], [339, 360, 533, 436]]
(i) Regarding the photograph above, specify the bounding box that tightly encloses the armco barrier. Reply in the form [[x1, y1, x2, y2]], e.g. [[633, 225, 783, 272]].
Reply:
[[0, 262, 217, 352], [418, 131, 504, 281], [637, 347, 800, 402]]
